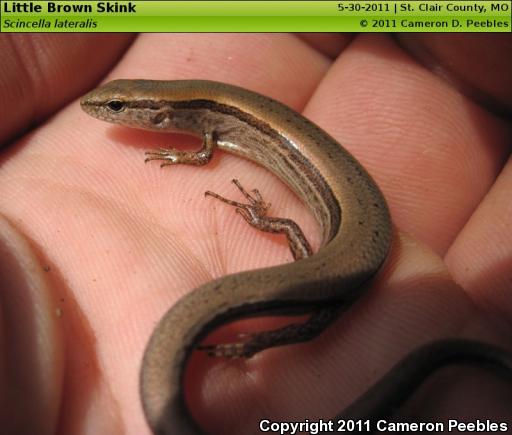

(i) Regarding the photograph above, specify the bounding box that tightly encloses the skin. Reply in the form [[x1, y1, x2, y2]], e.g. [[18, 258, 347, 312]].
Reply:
[[0, 34, 511, 435], [81, 79, 511, 435]]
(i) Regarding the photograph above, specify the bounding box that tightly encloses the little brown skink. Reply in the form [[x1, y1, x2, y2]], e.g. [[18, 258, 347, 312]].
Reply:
[[81, 79, 512, 434]]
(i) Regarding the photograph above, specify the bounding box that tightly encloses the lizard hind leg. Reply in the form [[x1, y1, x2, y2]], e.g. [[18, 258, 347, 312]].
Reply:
[[200, 179, 339, 358]]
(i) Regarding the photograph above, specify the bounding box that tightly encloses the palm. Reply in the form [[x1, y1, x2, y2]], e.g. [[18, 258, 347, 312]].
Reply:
[[0, 34, 511, 435]]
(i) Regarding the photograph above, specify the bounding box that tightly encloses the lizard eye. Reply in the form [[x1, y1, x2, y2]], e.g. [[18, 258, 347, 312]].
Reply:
[[106, 100, 125, 112]]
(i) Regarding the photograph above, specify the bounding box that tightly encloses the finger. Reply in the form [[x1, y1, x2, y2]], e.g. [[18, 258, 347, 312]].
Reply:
[[107, 33, 330, 109], [446, 156, 512, 322], [0, 34, 134, 146], [304, 34, 511, 254], [395, 34, 512, 116], [0, 214, 64, 435]]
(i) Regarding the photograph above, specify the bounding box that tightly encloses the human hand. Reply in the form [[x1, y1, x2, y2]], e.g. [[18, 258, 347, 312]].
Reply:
[[1, 34, 511, 434]]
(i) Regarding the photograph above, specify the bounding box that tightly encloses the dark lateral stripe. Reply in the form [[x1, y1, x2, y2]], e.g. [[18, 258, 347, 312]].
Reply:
[[173, 99, 341, 241], [127, 97, 341, 240]]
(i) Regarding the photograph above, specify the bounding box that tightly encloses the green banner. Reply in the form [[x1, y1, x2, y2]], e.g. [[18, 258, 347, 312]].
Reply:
[[1, 1, 510, 32]]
